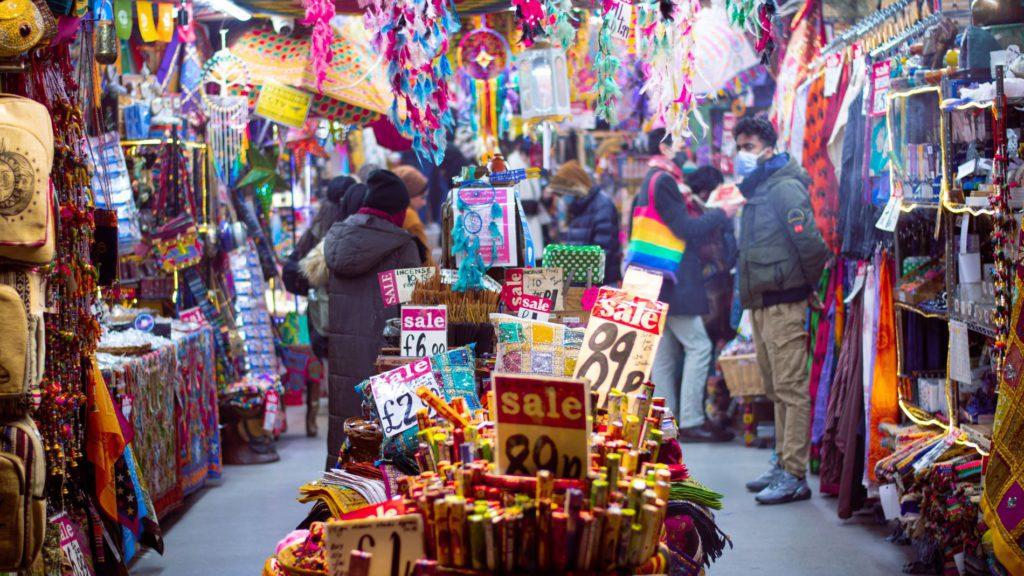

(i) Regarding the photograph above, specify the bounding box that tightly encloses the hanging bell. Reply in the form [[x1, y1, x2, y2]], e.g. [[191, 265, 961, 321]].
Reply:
[[94, 20, 118, 65]]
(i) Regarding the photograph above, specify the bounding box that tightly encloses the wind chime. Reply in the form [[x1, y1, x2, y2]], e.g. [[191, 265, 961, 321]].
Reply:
[[458, 18, 511, 151], [201, 29, 251, 186]]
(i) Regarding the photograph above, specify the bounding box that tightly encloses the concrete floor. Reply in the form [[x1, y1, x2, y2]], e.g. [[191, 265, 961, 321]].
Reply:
[[131, 407, 913, 575]]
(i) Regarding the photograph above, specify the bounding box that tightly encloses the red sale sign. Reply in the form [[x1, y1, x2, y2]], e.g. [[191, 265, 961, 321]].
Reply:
[[518, 293, 553, 322]]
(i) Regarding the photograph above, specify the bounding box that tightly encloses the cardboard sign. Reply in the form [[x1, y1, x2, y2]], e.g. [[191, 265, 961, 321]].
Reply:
[[340, 499, 408, 521], [605, 0, 633, 40], [255, 81, 314, 129], [523, 267, 565, 311], [452, 187, 518, 267], [573, 287, 667, 407], [492, 373, 590, 480], [326, 515, 425, 576], [502, 267, 525, 312], [53, 512, 95, 576], [621, 266, 665, 302], [370, 357, 444, 438], [517, 294, 553, 322], [379, 267, 436, 307], [400, 306, 447, 358]]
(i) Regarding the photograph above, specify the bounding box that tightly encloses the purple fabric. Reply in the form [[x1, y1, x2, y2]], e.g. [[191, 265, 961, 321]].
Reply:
[[811, 306, 836, 445], [156, 34, 181, 86]]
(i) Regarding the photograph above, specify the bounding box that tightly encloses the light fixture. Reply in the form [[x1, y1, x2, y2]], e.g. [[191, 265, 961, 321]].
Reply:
[[208, 0, 251, 21], [517, 41, 571, 119]]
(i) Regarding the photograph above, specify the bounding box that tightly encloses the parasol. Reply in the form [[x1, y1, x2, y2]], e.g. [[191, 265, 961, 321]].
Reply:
[[232, 0, 511, 16], [229, 21, 390, 126], [690, 6, 759, 96]]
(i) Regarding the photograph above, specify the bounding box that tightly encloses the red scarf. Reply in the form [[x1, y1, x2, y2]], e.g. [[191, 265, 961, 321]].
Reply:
[[358, 207, 406, 228]]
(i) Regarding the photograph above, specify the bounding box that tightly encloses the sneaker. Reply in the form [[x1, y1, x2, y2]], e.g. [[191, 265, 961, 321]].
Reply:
[[755, 471, 812, 505], [745, 465, 784, 493], [678, 422, 736, 443]]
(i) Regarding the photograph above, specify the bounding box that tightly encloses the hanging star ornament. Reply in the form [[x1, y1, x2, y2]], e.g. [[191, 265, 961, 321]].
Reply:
[[237, 144, 288, 191]]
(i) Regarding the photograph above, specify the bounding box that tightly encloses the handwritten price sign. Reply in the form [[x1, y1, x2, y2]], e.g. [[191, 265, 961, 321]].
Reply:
[[370, 357, 443, 438], [326, 515, 425, 576], [379, 267, 436, 307], [492, 373, 590, 480], [400, 306, 447, 358], [517, 294, 553, 322], [523, 267, 565, 311], [573, 287, 667, 407]]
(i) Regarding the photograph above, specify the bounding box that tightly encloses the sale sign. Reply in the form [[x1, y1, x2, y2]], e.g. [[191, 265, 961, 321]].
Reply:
[[517, 294, 553, 322], [501, 267, 525, 312], [573, 287, 667, 407], [369, 357, 443, 438], [523, 267, 565, 311], [492, 373, 590, 480], [400, 306, 448, 358], [378, 267, 436, 307], [326, 515, 425, 576]]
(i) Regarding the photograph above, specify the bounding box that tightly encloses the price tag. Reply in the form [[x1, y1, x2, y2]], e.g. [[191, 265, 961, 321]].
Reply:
[[517, 294, 553, 322], [949, 320, 972, 385], [523, 267, 565, 311], [326, 515, 425, 576], [178, 306, 209, 327], [263, 388, 280, 432], [378, 267, 436, 307], [824, 52, 843, 97], [573, 287, 667, 407], [369, 357, 443, 438], [871, 59, 892, 116], [340, 499, 408, 521], [400, 306, 447, 358], [875, 195, 902, 232], [621, 266, 664, 300], [502, 267, 525, 312], [492, 374, 590, 479], [605, 0, 633, 40]]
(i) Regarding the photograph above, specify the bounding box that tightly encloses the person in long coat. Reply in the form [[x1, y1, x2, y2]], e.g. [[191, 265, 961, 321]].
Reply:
[[322, 170, 422, 467]]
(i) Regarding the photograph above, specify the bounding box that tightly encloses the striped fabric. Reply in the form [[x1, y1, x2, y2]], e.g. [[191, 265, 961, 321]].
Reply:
[[625, 173, 685, 280]]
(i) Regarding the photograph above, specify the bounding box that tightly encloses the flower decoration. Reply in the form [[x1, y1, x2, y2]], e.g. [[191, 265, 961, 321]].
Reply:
[[364, 0, 461, 166], [638, 0, 704, 145], [512, 0, 546, 46], [543, 0, 577, 50], [301, 0, 336, 93]]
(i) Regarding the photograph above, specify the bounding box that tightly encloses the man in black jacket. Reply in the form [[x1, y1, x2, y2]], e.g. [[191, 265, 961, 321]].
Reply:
[[638, 130, 739, 443], [733, 117, 829, 505]]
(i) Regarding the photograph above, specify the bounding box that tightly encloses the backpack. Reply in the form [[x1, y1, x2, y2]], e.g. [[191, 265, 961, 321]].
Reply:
[[0, 416, 46, 571], [0, 273, 45, 417], [0, 95, 55, 267]]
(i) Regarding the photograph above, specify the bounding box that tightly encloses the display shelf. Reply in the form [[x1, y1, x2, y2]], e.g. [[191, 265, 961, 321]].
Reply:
[[895, 300, 948, 320], [949, 311, 999, 338], [961, 423, 993, 454]]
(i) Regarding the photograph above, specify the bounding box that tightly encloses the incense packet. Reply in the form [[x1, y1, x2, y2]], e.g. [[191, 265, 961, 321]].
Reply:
[[606, 453, 621, 489], [575, 512, 594, 571], [601, 506, 623, 568], [484, 513, 499, 571], [412, 559, 437, 576], [617, 508, 636, 565], [627, 522, 645, 568], [448, 496, 468, 567], [469, 514, 486, 570], [433, 498, 451, 565], [624, 414, 641, 448], [640, 503, 661, 562], [608, 389, 625, 423], [552, 511, 569, 572], [416, 385, 471, 427], [627, 478, 646, 511], [591, 479, 609, 508]]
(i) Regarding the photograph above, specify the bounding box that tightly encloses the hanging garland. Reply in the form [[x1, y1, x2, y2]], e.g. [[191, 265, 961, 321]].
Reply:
[[543, 0, 577, 50], [364, 0, 460, 166], [594, 1, 623, 124], [724, 0, 757, 27], [511, 0, 546, 46], [638, 0, 703, 144], [301, 0, 336, 93], [991, 100, 1012, 372], [724, 0, 776, 64]]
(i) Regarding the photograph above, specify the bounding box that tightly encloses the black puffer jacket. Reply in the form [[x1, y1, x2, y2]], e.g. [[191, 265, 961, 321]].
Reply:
[[565, 187, 622, 284], [323, 213, 420, 466]]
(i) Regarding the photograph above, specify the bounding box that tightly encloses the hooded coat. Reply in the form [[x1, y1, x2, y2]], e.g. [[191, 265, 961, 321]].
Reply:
[[565, 187, 623, 284], [322, 213, 420, 466]]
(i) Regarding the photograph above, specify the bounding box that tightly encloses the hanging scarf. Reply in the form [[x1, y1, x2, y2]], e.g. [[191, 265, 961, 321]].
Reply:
[[358, 207, 406, 228], [867, 255, 898, 483]]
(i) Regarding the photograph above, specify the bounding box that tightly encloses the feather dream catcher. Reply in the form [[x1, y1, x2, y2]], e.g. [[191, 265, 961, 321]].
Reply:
[[458, 20, 512, 147], [638, 0, 704, 145], [201, 30, 251, 186]]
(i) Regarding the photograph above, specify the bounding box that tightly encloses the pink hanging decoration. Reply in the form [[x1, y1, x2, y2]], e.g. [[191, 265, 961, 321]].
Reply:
[[301, 0, 336, 93], [638, 0, 704, 145], [512, 0, 546, 46]]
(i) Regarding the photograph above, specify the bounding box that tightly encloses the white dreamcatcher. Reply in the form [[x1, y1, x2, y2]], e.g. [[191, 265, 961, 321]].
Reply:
[[202, 29, 251, 186]]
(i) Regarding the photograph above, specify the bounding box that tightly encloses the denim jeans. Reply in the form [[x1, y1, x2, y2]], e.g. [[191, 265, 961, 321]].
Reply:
[[651, 315, 713, 429]]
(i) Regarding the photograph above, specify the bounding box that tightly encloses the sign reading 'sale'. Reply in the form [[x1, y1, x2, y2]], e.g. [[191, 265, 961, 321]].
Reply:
[[573, 287, 667, 407]]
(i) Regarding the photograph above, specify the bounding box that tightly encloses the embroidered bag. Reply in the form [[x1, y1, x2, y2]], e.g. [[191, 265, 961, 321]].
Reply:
[[0, 416, 46, 572], [0, 95, 54, 266], [625, 173, 685, 281]]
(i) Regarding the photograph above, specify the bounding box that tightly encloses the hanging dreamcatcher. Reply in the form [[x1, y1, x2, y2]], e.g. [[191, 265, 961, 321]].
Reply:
[[201, 30, 251, 186], [638, 0, 705, 144], [459, 21, 511, 147]]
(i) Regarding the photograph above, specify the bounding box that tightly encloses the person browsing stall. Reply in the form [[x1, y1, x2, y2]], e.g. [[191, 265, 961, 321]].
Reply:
[[392, 165, 435, 267], [548, 160, 623, 284], [733, 117, 828, 505]]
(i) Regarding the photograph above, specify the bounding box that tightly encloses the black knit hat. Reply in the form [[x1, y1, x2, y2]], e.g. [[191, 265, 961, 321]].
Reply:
[[363, 170, 410, 215], [325, 175, 357, 204]]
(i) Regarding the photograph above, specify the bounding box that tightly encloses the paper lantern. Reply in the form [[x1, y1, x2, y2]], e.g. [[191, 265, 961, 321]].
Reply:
[[517, 42, 571, 119]]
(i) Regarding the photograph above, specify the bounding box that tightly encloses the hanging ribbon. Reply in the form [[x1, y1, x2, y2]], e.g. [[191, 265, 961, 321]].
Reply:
[[300, 0, 336, 93], [136, 1, 157, 42]]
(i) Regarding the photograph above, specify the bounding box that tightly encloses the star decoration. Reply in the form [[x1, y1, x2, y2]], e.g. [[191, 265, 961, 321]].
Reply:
[[474, 48, 495, 70], [237, 144, 288, 192]]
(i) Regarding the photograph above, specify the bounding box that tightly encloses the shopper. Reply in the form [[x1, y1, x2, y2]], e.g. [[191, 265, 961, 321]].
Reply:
[[281, 175, 366, 437], [636, 129, 739, 443], [733, 117, 829, 505], [684, 166, 738, 344], [547, 160, 623, 284], [393, 165, 435, 266], [322, 170, 422, 468]]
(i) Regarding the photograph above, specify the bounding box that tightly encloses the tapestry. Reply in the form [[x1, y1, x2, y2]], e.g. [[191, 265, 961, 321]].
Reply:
[[868, 256, 898, 483]]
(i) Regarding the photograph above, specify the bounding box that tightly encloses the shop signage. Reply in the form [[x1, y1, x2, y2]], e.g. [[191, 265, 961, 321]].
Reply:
[[517, 294, 553, 322], [255, 81, 314, 129], [452, 187, 519, 267], [501, 267, 525, 312], [492, 373, 590, 480], [378, 267, 436, 307], [340, 499, 408, 521], [326, 515, 425, 576], [871, 59, 892, 116], [573, 287, 667, 407], [369, 356, 444, 438], [523, 267, 565, 310], [605, 0, 634, 40], [400, 306, 447, 358], [53, 512, 94, 576]]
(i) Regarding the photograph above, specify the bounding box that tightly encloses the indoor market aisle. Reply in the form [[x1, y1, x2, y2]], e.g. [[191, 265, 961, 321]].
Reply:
[[130, 411, 911, 576]]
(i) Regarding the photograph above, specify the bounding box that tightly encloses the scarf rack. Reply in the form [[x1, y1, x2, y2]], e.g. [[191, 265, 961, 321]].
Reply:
[[819, 0, 916, 58]]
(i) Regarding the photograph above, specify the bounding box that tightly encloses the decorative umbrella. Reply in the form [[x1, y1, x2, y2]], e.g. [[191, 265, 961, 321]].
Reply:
[[229, 21, 390, 126], [232, 0, 511, 16], [690, 6, 759, 96]]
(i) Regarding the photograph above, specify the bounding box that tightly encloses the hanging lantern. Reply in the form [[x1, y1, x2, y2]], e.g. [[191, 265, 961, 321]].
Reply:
[[517, 42, 571, 119], [94, 19, 118, 64]]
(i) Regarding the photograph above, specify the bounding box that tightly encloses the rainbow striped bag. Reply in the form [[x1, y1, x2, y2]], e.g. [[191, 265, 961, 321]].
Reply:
[[625, 173, 685, 281]]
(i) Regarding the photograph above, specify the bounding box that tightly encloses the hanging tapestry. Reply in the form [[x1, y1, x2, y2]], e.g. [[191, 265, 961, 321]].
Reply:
[[867, 256, 898, 483]]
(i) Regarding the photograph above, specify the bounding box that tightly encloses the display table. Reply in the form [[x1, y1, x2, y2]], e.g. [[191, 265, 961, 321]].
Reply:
[[98, 326, 221, 518]]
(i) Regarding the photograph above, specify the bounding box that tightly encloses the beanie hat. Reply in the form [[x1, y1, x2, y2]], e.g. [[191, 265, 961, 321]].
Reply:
[[363, 170, 411, 215], [393, 165, 428, 198], [325, 175, 357, 204], [549, 160, 593, 195]]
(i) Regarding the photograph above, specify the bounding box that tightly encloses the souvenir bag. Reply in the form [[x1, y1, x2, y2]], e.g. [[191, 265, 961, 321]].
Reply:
[[0, 274, 44, 417], [0, 95, 54, 266], [543, 244, 606, 285], [624, 173, 685, 281], [0, 416, 46, 572], [152, 214, 202, 272]]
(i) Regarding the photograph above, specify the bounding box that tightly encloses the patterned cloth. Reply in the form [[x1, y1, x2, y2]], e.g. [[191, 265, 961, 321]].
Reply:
[[493, 315, 585, 377], [800, 74, 842, 253]]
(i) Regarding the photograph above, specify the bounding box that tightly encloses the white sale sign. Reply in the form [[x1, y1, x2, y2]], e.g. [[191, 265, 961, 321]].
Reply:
[[400, 306, 448, 358]]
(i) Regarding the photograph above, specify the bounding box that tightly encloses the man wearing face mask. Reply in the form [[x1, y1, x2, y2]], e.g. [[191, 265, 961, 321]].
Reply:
[[733, 117, 829, 505], [637, 129, 740, 443]]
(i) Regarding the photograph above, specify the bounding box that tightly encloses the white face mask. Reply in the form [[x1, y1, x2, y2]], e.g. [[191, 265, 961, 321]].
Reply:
[[734, 149, 764, 178]]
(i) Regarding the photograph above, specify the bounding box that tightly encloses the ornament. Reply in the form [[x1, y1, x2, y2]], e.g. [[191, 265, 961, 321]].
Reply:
[[543, 0, 577, 50], [201, 30, 251, 185], [638, 0, 704, 145], [300, 0, 335, 92], [511, 0, 545, 46], [594, 0, 623, 124]]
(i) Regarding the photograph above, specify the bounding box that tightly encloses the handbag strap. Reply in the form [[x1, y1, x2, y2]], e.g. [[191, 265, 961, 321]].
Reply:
[[646, 170, 672, 214]]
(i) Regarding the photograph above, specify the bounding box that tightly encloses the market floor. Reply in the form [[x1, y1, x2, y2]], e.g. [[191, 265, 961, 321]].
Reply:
[[130, 408, 913, 576]]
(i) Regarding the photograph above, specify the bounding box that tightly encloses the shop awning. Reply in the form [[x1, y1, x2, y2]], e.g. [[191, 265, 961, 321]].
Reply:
[[229, 23, 391, 126]]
